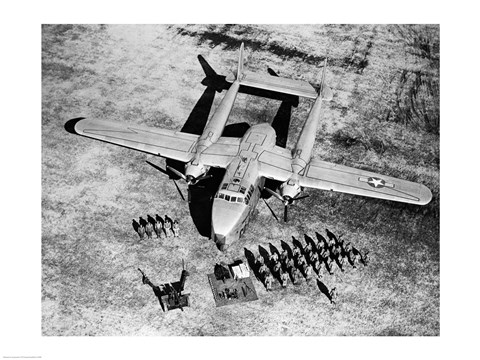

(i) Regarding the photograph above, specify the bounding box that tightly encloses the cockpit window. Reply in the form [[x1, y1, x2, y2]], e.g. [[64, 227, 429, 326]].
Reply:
[[219, 193, 225, 199], [225, 195, 230, 201], [237, 197, 243, 203], [231, 196, 237, 202]]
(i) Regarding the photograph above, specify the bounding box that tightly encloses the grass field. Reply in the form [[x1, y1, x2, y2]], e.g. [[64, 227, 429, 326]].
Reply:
[[42, 24, 439, 336]]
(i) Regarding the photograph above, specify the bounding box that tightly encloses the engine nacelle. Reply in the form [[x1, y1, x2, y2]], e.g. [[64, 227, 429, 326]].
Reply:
[[279, 177, 302, 203]]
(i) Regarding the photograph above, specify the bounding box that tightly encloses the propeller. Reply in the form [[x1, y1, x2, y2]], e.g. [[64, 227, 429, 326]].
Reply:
[[166, 165, 212, 186], [146, 161, 185, 201], [264, 187, 309, 222]]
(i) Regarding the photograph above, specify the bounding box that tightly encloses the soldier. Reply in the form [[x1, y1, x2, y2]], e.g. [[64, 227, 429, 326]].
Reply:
[[343, 242, 353, 259], [303, 263, 314, 282], [264, 273, 273, 291], [290, 266, 300, 285], [337, 256, 346, 272], [280, 271, 289, 288], [331, 245, 341, 259], [351, 247, 362, 268], [308, 250, 319, 264], [312, 258, 322, 275], [292, 243, 301, 258], [256, 254, 265, 266], [172, 220, 180, 237], [269, 251, 279, 263], [272, 261, 282, 275], [325, 257, 335, 275], [296, 253, 306, 268], [258, 263, 268, 276], [329, 287, 338, 305], [279, 248, 289, 263], [284, 257, 294, 272], [304, 242, 312, 254], [145, 221, 154, 239], [319, 247, 329, 261], [137, 224, 146, 240], [154, 220, 164, 239], [164, 217, 173, 237]]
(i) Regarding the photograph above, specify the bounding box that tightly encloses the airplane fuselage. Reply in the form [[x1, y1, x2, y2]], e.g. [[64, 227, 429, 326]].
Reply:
[[211, 123, 277, 250]]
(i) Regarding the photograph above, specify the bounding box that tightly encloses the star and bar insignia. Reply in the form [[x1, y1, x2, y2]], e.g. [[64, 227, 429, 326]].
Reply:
[[358, 176, 395, 189]]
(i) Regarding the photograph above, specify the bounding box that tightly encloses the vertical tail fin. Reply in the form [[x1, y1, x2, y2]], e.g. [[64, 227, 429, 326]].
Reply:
[[236, 42, 245, 81]]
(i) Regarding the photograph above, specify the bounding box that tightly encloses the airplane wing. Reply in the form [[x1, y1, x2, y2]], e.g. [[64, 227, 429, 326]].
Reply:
[[300, 159, 432, 205], [72, 118, 198, 163], [258, 150, 432, 205], [258, 146, 294, 181], [200, 137, 242, 168]]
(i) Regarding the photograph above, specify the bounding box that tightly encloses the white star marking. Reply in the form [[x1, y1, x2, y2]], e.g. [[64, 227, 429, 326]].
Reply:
[[368, 177, 385, 188]]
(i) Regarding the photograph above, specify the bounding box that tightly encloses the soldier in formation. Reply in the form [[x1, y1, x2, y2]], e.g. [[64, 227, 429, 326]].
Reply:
[[137, 224, 145, 240], [164, 216, 173, 237], [145, 221, 154, 239], [154, 219, 164, 239], [172, 220, 180, 237]]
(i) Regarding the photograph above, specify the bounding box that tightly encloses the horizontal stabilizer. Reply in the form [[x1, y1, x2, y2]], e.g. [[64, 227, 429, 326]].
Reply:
[[236, 72, 318, 99]]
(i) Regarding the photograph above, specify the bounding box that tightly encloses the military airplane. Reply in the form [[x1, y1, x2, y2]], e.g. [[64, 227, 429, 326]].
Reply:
[[66, 43, 432, 251]]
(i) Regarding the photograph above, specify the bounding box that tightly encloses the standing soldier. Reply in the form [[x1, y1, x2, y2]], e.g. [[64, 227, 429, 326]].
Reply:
[[269, 251, 279, 263], [172, 220, 180, 237], [312, 258, 322, 276], [351, 246, 362, 268], [279, 248, 289, 264], [258, 263, 268, 276], [325, 257, 335, 275], [137, 224, 146, 240], [280, 271, 289, 288], [304, 242, 312, 254], [164, 216, 173, 237], [264, 273, 273, 291], [272, 261, 282, 275], [285, 257, 294, 272], [308, 250, 319, 265], [303, 263, 314, 282], [256, 254, 265, 266], [292, 243, 301, 258], [329, 287, 338, 305], [154, 220, 164, 239], [290, 266, 300, 285], [145, 221, 154, 239], [296, 253, 306, 268]]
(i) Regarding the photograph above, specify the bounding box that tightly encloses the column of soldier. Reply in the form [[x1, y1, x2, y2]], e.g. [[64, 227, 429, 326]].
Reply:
[[134, 214, 180, 240], [252, 228, 369, 292]]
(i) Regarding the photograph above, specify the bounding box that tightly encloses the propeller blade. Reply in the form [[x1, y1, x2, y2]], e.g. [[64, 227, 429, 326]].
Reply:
[[166, 165, 187, 181], [264, 187, 284, 201], [145, 160, 169, 176], [294, 194, 310, 201], [284, 205, 288, 222], [195, 174, 213, 182], [173, 180, 186, 201], [263, 198, 279, 222]]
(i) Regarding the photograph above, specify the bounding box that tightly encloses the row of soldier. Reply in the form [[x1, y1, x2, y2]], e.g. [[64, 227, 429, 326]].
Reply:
[[248, 229, 369, 292], [133, 214, 180, 240]]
